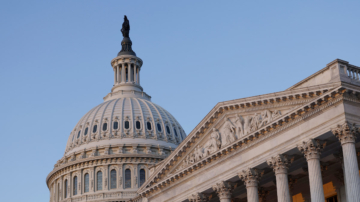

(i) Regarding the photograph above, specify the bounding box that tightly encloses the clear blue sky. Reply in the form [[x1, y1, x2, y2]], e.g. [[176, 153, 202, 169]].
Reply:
[[0, 1, 359, 201]]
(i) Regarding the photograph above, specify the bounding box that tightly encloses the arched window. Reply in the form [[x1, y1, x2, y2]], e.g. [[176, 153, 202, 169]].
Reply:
[[84, 173, 89, 193], [73, 176, 77, 195], [146, 122, 152, 130], [157, 123, 162, 132], [84, 127, 88, 136], [110, 170, 116, 189], [124, 121, 130, 129], [166, 125, 170, 134], [102, 123, 108, 131], [140, 169, 146, 187], [77, 130, 81, 138], [58, 183, 60, 201], [93, 125, 97, 133], [136, 121, 141, 129], [125, 169, 131, 189], [97, 171, 102, 191], [64, 179, 68, 198], [173, 128, 178, 137], [113, 121, 119, 130]]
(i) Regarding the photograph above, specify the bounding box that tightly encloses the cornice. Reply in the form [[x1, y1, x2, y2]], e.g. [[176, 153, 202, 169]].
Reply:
[[137, 85, 359, 197]]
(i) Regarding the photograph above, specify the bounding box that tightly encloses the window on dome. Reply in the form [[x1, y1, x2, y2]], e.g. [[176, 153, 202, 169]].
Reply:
[[140, 169, 146, 187], [146, 122, 152, 130], [73, 176, 78, 195], [110, 170, 116, 189], [72, 134, 75, 142], [157, 123, 162, 132], [84, 173, 89, 193], [64, 180, 68, 198], [136, 121, 141, 129], [173, 128, 178, 137], [84, 127, 88, 136], [102, 123, 107, 131], [97, 171, 102, 191], [58, 183, 60, 201], [124, 121, 130, 129], [166, 125, 170, 134], [125, 169, 131, 189], [113, 121, 119, 130], [93, 125, 97, 133], [77, 130, 81, 138]]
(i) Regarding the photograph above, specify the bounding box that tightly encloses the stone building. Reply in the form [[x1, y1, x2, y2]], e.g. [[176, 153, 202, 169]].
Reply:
[[132, 58, 360, 202], [46, 19, 187, 202], [47, 19, 360, 202]]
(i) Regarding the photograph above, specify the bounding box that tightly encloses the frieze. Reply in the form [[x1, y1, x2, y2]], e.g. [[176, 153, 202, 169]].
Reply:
[[176, 110, 281, 170]]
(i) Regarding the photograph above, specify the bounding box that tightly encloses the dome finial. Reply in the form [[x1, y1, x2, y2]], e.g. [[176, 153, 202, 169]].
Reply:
[[118, 15, 136, 56], [121, 15, 130, 38]]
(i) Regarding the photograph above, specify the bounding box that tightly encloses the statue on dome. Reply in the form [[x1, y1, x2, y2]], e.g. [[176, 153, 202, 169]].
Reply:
[[121, 15, 130, 38]]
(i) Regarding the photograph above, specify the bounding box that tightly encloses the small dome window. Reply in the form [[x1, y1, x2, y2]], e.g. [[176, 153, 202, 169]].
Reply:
[[124, 121, 130, 129], [136, 121, 141, 129], [173, 128, 178, 137], [93, 125, 97, 133], [113, 121, 119, 130], [102, 123, 108, 131], [146, 122, 152, 130], [84, 127, 88, 136], [157, 123, 162, 132], [166, 125, 170, 134], [77, 130, 81, 138]]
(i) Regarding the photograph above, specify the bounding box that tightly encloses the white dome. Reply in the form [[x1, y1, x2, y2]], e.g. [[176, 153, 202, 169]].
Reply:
[[65, 97, 186, 156]]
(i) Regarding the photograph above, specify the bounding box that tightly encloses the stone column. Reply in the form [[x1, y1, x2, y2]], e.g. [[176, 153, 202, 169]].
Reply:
[[134, 65, 137, 84], [121, 63, 125, 83], [267, 154, 293, 202], [188, 192, 208, 202], [129, 63, 133, 82], [239, 168, 263, 202], [212, 181, 232, 202], [114, 66, 117, 84], [297, 139, 326, 202], [117, 65, 120, 84], [331, 122, 360, 202]]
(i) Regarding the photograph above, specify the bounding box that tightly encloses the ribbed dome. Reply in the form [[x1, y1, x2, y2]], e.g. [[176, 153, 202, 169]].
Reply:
[[65, 97, 185, 156]]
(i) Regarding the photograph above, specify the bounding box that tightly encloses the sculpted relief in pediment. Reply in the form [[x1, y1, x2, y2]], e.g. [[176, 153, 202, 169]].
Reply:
[[177, 109, 281, 171]]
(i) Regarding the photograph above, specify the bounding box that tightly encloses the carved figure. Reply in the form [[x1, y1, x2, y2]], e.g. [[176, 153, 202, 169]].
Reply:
[[221, 119, 237, 147], [203, 128, 221, 156], [194, 145, 203, 162], [121, 15, 130, 38], [234, 115, 245, 138], [259, 110, 272, 127]]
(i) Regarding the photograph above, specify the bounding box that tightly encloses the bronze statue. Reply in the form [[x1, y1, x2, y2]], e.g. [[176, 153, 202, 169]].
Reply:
[[121, 15, 130, 38]]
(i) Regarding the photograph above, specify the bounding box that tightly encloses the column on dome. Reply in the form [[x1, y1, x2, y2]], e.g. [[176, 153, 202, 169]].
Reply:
[[331, 122, 360, 202], [117, 65, 120, 84], [212, 181, 232, 202], [134, 64, 137, 84], [188, 192, 208, 202], [137, 66, 140, 84], [297, 139, 326, 202], [267, 154, 293, 202], [239, 168, 263, 202], [128, 63, 133, 83], [114, 66, 117, 84], [122, 63, 126, 83]]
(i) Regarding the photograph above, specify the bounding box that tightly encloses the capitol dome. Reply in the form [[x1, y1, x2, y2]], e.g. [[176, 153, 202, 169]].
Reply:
[[65, 97, 186, 156], [46, 16, 185, 202]]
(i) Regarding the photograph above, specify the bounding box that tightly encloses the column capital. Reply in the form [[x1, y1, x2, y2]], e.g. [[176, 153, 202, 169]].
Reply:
[[239, 168, 264, 187], [297, 139, 326, 161], [212, 181, 232, 200], [331, 121, 359, 145], [267, 154, 293, 174], [188, 192, 208, 202]]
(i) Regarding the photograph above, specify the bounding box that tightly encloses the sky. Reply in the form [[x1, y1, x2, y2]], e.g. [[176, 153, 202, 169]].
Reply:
[[0, 1, 359, 201]]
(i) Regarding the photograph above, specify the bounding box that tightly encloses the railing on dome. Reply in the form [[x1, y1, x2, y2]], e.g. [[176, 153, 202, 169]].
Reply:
[[60, 191, 137, 202]]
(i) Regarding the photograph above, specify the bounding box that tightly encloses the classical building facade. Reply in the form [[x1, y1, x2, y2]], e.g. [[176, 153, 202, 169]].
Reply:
[[46, 17, 187, 202], [132, 59, 360, 202], [47, 18, 360, 202]]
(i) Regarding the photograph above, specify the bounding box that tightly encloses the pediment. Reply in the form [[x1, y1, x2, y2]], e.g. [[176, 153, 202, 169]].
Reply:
[[138, 83, 341, 193]]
